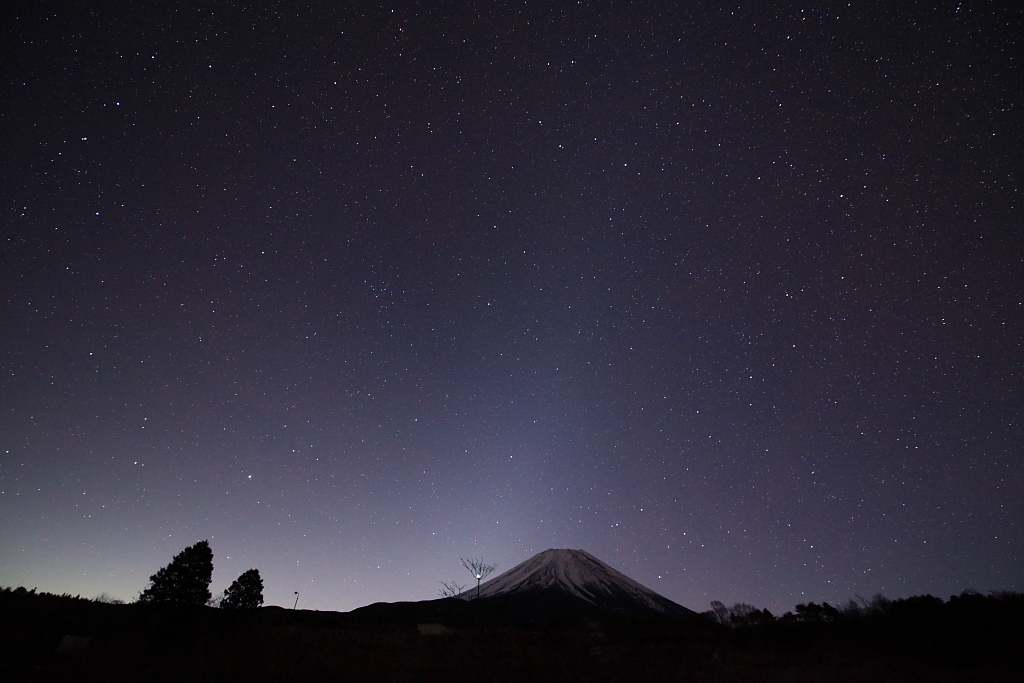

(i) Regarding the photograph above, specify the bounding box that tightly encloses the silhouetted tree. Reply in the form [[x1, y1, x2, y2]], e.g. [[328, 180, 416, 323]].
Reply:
[[792, 601, 839, 622], [839, 597, 865, 618], [794, 602, 823, 622], [704, 600, 730, 625], [728, 603, 758, 626], [221, 568, 264, 609], [867, 593, 892, 615], [438, 580, 466, 598], [461, 557, 498, 599], [138, 540, 214, 605], [705, 601, 777, 627]]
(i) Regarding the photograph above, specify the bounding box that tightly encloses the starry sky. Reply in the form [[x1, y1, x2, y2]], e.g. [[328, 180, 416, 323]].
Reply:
[[1, 1, 1021, 614]]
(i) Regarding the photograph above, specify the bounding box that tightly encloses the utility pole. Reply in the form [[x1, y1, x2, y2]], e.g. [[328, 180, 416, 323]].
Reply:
[[293, 591, 299, 609]]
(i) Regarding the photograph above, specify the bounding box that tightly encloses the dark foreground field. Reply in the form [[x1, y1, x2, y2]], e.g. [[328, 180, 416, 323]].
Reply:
[[2, 588, 1022, 682]]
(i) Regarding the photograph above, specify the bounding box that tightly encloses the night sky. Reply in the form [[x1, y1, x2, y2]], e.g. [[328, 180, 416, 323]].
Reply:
[[2, 1, 1021, 614]]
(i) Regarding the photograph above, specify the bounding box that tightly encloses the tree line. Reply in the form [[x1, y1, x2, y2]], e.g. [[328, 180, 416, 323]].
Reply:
[[703, 590, 1024, 628]]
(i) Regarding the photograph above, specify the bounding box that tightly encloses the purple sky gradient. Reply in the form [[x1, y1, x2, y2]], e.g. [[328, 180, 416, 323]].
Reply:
[[2, 0, 1020, 614]]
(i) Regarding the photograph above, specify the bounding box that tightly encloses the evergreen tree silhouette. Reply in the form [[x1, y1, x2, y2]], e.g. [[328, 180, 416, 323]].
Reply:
[[138, 540, 214, 605], [221, 568, 264, 609]]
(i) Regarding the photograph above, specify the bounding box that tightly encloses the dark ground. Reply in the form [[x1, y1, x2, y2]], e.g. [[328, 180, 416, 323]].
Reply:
[[1, 588, 1022, 682]]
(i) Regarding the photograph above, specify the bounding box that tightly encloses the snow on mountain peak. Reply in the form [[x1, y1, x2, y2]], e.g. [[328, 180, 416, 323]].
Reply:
[[459, 548, 687, 615]]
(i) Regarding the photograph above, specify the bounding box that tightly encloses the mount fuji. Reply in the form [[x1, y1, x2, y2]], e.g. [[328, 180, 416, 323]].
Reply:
[[351, 548, 696, 622], [457, 549, 695, 618]]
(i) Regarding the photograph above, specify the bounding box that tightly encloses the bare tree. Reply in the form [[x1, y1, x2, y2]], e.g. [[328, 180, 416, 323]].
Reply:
[[708, 600, 730, 625], [461, 557, 498, 599], [438, 580, 466, 598]]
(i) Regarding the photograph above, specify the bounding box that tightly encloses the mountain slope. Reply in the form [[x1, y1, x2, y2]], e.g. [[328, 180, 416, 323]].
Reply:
[[458, 548, 695, 618]]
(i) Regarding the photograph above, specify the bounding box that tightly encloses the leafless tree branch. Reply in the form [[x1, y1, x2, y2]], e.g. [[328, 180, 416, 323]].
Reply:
[[460, 557, 498, 599], [438, 580, 466, 598]]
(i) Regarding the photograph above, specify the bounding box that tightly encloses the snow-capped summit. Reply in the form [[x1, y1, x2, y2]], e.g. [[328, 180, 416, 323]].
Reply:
[[458, 549, 694, 617]]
